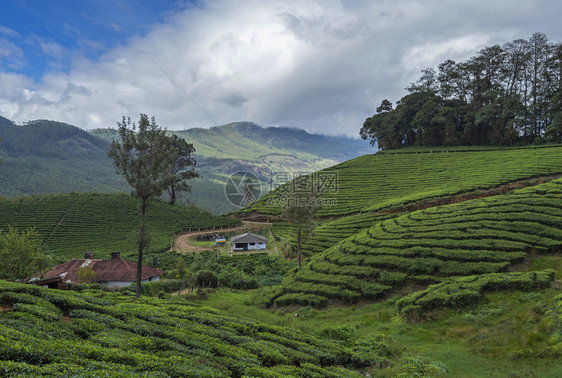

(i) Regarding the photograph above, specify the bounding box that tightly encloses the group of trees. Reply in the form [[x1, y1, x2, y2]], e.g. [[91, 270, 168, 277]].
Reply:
[[361, 32, 562, 149], [108, 114, 198, 297]]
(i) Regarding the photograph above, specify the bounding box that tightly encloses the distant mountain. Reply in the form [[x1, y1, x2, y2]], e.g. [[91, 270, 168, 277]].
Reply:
[[1, 118, 373, 213], [0, 119, 127, 196]]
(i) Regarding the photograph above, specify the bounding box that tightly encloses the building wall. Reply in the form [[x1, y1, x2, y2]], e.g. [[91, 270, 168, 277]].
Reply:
[[249, 242, 266, 250], [233, 242, 266, 251], [103, 276, 160, 287]]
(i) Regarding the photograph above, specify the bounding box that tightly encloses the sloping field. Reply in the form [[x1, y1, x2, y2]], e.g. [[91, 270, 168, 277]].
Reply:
[[0, 193, 239, 264], [0, 281, 385, 376], [241, 146, 562, 217], [272, 212, 403, 257], [270, 179, 562, 307]]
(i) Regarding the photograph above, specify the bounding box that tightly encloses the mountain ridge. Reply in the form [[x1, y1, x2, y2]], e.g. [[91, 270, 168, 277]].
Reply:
[[0, 117, 372, 213]]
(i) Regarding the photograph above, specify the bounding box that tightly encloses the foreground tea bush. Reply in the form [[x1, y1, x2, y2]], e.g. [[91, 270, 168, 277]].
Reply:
[[0, 281, 385, 376]]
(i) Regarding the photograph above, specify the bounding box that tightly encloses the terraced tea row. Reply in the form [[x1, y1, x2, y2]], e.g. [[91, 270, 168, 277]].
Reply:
[[0, 193, 239, 264], [0, 281, 387, 376], [272, 212, 402, 257], [241, 146, 562, 217], [270, 179, 562, 307], [396, 270, 555, 321]]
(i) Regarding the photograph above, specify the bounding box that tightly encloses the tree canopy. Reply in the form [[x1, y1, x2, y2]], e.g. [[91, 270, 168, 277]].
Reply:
[[361, 32, 562, 149], [107, 114, 197, 297], [281, 177, 322, 270], [163, 134, 198, 205], [0, 227, 48, 282]]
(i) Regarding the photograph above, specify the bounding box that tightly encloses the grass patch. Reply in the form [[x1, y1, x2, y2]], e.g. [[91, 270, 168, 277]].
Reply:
[[196, 286, 562, 377]]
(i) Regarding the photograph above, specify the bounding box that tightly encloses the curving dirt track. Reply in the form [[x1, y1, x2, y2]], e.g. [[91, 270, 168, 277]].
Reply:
[[173, 221, 272, 253]]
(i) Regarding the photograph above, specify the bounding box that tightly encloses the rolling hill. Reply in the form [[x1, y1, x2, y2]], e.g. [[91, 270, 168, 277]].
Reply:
[[0, 117, 372, 214], [241, 145, 562, 217], [269, 178, 562, 307], [246, 146, 562, 264], [0, 117, 125, 196], [229, 144, 562, 310], [0, 192, 238, 265]]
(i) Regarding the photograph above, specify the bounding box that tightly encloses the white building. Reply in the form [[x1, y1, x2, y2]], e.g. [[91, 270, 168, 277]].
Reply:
[[231, 233, 267, 251]]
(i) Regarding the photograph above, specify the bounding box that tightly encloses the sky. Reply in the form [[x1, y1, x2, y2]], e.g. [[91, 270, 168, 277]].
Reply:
[[1, 0, 561, 137]]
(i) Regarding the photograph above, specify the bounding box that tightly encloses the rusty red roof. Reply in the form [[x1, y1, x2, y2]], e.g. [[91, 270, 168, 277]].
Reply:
[[33, 257, 165, 284]]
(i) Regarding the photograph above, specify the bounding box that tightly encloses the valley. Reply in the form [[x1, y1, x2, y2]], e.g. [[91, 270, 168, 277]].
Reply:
[[0, 117, 372, 214], [1, 143, 561, 376], [2, 5, 562, 377]]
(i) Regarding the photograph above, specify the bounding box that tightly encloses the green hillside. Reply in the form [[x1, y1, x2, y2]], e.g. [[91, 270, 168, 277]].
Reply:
[[0, 118, 371, 214], [0, 119, 127, 196], [241, 146, 562, 217], [174, 122, 368, 164], [272, 212, 403, 258], [0, 281, 382, 377], [0, 192, 238, 265], [92, 122, 373, 214], [270, 178, 562, 307]]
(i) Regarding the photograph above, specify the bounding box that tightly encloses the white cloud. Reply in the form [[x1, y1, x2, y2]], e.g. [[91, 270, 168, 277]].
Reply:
[[0, 35, 24, 70], [0, 0, 561, 136]]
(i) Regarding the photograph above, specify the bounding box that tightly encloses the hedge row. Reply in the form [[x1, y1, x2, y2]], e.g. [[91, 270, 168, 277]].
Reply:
[[0, 192, 239, 263], [269, 179, 562, 307], [396, 270, 555, 321], [243, 146, 562, 217]]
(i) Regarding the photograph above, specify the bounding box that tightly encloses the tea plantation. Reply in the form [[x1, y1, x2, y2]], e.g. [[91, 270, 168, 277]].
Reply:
[[272, 212, 403, 257], [0, 193, 239, 264], [241, 146, 562, 217], [270, 178, 562, 307], [0, 281, 387, 377]]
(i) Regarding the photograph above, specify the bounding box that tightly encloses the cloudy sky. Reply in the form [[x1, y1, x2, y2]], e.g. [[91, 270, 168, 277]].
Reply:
[[1, 0, 561, 137]]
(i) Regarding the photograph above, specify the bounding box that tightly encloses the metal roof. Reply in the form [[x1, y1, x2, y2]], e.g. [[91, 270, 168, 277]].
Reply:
[[230, 232, 268, 244], [32, 257, 165, 284]]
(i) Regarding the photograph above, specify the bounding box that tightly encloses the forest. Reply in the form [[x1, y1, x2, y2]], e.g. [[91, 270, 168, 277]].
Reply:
[[360, 32, 562, 149]]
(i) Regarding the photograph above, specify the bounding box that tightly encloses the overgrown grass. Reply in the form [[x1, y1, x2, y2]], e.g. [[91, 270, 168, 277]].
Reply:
[[195, 285, 562, 377]]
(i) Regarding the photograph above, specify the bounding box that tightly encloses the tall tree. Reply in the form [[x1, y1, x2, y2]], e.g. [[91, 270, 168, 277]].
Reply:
[[362, 32, 561, 148], [360, 99, 397, 149], [503, 39, 530, 97], [545, 92, 562, 142], [281, 180, 320, 271], [163, 135, 199, 205], [407, 68, 439, 93], [107, 114, 170, 297], [528, 32, 549, 136]]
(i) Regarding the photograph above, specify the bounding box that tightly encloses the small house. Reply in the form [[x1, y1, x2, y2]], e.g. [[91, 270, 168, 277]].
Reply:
[[231, 233, 267, 251], [28, 251, 165, 289]]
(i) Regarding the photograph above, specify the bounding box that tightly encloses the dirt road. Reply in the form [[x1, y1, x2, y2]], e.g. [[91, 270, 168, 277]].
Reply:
[[173, 221, 272, 253]]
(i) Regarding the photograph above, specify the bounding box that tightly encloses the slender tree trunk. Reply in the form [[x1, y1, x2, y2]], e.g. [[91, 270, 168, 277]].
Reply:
[[136, 197, 148, 298], [297, 223, 302, 271], [169, 183, 176, 205]]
